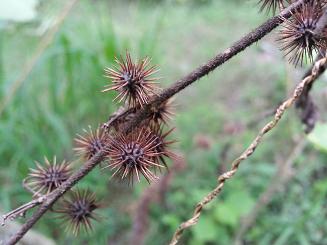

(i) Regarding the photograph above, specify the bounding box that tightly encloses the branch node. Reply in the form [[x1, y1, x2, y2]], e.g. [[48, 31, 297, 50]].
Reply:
[[1, 196, 46, 226]]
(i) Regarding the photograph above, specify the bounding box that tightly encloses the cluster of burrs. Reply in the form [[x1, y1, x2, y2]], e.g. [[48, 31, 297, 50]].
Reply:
[[14, 52, 176, 235], [21, 157, 101, 235], [0, 156, 101, 235], [260, 0, 327, 66], [71, 52, 176, 185], [100, 52, 176, 183]]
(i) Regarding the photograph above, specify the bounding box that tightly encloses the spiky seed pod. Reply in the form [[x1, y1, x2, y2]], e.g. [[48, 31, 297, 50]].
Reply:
[[25, 156, 72, 196], [278, 1, 327, 66], [74, 126, 108, 160], [149, 99, 175, 129], [104, 127, 165, 184], [55, 189, 100, 235], [151, 125, 177, 169], [258, 0, 288, 13], [103, 52, 159, 108]]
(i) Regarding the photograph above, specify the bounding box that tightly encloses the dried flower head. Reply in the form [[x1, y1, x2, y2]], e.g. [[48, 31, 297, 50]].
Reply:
[[278, 1, 327, 66], [55, 189, 100, 235], [151, 126, 177, 169], [258, 0, 288, 13], [74, 126, 108, 160], [25, 156, 72, 196], [104, 127, 165, 184], [103, 52, 159, 108], [149, 99, 175, 128]]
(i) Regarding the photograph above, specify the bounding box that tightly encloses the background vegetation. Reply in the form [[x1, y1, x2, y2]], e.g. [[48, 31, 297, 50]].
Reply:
[[1, 0, 327, 244]]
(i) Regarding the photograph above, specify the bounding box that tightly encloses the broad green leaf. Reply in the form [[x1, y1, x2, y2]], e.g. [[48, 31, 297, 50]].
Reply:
[[161, 214, 180, 229], [225, 190, 255, 217], [308, 122, 327, 152], [313, 179, 327, 194], [192, 215, 219, 243], [214, 203, 239, 227], [213, 189, 254, 228]]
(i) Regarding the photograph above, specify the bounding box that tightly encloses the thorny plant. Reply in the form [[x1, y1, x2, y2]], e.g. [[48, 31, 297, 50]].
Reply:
[[2, 0, 327, 244]]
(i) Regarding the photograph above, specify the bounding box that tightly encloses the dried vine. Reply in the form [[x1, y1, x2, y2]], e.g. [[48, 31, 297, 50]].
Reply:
[[234, 138, 307, 244], [169, 54, 327, 245], [296, 53, 327, 132]]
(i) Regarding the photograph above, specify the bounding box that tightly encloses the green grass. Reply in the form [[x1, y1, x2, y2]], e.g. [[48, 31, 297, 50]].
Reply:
[[1, 0, 327, 244]]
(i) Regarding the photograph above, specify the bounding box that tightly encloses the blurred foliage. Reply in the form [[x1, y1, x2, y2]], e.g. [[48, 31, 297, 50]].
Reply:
[[308, 122, 327, 152], [1, 0, 327, 244]]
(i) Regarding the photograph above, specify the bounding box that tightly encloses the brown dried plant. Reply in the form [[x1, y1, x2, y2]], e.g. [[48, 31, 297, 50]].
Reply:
[[55, 189, 101, 235], [151, 125, 177, 168], [74, 126, 109, 160], [278, 1, 327, 66], [104, 127, 168, 184], [259, 0, 288, 13], [24, 156, 72, 196], [103, 52, 160, 108], [149, 99, 175, 127]]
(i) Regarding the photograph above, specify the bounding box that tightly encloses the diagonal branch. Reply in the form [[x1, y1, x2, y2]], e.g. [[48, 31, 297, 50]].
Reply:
[[121, 0, 304, 134], [4, 151, 106, 245], [4, 1, 304, 244], [169, 54, 327, 245]]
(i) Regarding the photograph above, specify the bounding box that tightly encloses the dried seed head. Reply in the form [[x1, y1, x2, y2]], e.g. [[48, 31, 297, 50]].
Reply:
[[278, 1, 327, 66], [149, 99, 175, 128], [258, 0, 288, 13], [103, 52, 159, 108], [55, 189, 100, 235], [104, 127, 165, 184], [25, 156, 72, 196], [151, 126, 177, 169], [74, 126, 108, 160]]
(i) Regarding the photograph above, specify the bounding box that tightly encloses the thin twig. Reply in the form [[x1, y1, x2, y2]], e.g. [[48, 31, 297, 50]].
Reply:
[[4, 1, 303, 244], [233, 138, 307, 245], [1, 196, 46, 226], [1, 180, 46, 225], [0, 0, 79, 117], [0, 212, 56, 245], [169, 54, 327, 245]]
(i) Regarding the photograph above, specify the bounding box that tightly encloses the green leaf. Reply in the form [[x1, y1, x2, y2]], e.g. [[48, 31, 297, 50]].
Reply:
[[308, 122, 327, 152], [192, 215, 219, 243], [313, 179, 327, 195], [161, 214, 180, 229], [214, 190, 255, 228], [225, 190, 255, 217], [214, 203, 239, 227]]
